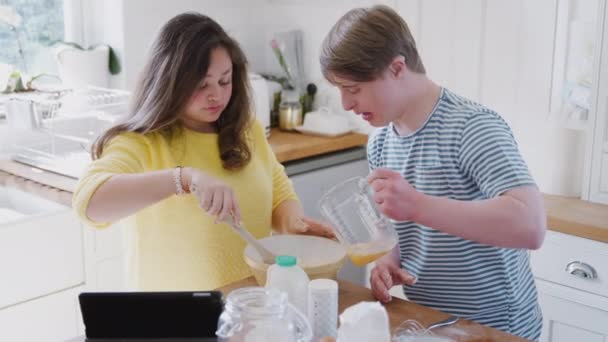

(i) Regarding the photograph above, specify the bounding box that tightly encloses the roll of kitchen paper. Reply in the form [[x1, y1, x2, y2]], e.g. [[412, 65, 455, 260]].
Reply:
[[308, 279, 339, 340]]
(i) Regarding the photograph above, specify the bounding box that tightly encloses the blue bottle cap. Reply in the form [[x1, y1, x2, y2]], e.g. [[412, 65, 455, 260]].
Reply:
[[275, 255, 297, 267]]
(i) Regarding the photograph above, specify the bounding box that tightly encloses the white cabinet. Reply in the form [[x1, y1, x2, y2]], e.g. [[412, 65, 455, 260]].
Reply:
[[535, 280, 608, 342], [0, 286, 84, 342], [0, 184, 126, 341], [531, 230, 608, 342], [0, 185, 85, 341], [0, 209, 84, 309], [82, 221, 127, 291], [288, 152, 369, 219], [584, 0, 608, 204]]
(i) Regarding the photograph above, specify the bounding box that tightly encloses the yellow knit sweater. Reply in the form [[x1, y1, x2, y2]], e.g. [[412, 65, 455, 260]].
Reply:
[[72, 120, 297, 290]]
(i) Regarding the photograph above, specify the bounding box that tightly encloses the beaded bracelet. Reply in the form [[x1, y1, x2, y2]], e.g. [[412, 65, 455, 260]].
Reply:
[[172, 166, 185, 195]]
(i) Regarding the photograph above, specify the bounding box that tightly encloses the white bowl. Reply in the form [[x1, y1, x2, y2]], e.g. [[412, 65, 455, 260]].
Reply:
[[244, 235, 347, 286]]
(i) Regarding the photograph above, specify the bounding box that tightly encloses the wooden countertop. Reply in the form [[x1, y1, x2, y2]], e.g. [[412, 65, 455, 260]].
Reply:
[[268, 128, 368, 163], [0, 159, 77, 193], [543, 194, 608, 243], [1, 128, 607, 244], [219, 276, 526, 341], [0, 166, 74, 207]]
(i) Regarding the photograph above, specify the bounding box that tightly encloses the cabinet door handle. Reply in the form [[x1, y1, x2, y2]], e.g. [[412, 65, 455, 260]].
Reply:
[[565, 261, 597, 280]]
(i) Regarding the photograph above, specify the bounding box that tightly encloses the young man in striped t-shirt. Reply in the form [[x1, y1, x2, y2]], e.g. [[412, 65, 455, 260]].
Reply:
[[320, 5, 545, 341]]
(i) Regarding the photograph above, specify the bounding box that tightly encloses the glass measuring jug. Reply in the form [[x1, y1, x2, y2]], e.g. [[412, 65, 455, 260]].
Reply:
[[318, 177, 398, 266]]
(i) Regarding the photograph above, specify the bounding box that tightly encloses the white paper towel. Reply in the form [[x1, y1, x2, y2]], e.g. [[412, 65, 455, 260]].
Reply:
[[312, 79, 374, 135]]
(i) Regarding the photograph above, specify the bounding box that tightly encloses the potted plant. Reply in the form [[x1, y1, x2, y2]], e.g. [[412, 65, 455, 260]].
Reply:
[[0, 4, 29, 93], [54, 42, 121, 89], [2, 70, 50, 93]]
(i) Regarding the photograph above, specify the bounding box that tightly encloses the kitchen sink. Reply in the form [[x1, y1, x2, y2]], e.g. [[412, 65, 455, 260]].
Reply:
[[11, 114, 117, 179], [41, 113, 116, 143], [12, 135, 92, 179], [0, 185, 66, 225]]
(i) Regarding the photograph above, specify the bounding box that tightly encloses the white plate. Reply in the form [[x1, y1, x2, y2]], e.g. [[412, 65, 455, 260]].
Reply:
[[295, 125, 352, 137]]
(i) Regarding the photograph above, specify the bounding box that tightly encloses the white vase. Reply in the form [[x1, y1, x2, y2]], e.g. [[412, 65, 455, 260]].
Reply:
[[56, 45, 110, 89]]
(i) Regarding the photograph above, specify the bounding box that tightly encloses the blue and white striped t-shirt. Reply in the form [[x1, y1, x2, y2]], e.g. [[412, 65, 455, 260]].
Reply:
[[367, 88, 542, 340]]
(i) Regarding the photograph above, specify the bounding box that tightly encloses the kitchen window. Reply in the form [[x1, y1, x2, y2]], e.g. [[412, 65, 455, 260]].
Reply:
[[0, 0, 83, 76]]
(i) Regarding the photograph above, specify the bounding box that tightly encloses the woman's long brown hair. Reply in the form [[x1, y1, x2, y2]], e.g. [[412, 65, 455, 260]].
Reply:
[[93, 12, 252, 170]]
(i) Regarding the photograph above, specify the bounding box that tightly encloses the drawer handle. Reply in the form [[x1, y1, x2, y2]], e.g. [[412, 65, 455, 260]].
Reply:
[[565, 261, 597, 280]]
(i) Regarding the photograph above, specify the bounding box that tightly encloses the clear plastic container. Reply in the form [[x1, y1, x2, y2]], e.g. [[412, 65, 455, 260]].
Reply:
[[308, 279, 338, 340], [266, 255, 310, 316], [319, 177, 398, 266]]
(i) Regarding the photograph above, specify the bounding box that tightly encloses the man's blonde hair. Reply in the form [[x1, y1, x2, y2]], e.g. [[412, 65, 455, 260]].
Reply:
[[320, 5, 425, 82]]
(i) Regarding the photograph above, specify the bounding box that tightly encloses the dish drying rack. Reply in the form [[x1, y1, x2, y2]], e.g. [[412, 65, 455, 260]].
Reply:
[[6, 87, 130, 179], [59, 86, 131, 116], [2, 86, 130, 129]]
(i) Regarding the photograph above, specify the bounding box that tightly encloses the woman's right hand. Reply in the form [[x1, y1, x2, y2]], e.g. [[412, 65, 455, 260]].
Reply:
[[182, 167, 241, 223]]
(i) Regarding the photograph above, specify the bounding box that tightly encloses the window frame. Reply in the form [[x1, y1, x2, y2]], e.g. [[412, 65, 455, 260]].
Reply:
[[63, 0, 86, 45]]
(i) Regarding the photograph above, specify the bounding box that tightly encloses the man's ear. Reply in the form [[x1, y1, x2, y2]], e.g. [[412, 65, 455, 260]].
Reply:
[[388, 55, 407, 79]]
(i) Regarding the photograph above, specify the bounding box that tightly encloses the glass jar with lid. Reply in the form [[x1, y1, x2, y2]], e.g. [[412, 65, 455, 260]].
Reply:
[[278, 88, 303, 131]]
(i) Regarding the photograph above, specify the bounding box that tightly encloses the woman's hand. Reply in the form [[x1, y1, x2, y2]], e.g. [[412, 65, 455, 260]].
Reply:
[[183, 167, 241, 223], [279, 215, 335, 238], [368, 168, 423, 222], [272, 200, 335, 238], [298, 217, 336, 238]]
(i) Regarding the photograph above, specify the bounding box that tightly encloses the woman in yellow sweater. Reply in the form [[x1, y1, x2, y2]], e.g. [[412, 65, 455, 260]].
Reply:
[[72, 12, 331, 291]]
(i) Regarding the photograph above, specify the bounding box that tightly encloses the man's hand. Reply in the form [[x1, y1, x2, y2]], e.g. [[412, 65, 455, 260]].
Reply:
[[368, 168, 423, 221], [369, 244, 415, 303], [370, 261, 416, 303]]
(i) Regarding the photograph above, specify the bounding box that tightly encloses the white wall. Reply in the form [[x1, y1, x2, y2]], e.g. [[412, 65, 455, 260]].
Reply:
[[91, 0, 589, 196], [121, 0, 268, 90], [257, 0, 395, 81], [83, 0, 127, 89], [86, 0, 266, 90]]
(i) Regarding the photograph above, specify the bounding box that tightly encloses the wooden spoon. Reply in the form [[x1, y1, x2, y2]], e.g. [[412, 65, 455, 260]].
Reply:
[[227, 217, 276, 264]]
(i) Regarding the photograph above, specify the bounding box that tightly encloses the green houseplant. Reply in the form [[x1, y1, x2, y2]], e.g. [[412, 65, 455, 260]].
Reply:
[[54, 42, 121, 89], [55, 42, 121, 75], [2, 70, 53, 93], [0, 4, 32, 93]]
